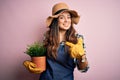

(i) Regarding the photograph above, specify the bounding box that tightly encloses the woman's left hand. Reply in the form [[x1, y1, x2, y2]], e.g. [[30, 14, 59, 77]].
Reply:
[[65, 38, 85, 58]]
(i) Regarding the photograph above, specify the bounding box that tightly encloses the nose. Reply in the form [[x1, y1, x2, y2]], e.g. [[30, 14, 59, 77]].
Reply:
[[64, 17, 68, 22]]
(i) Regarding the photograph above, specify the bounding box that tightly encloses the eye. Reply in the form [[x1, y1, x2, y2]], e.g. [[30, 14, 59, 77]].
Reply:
[[67, 14, 71, 19], [59, 16, 64, 19], [67, 16, 71, 19]]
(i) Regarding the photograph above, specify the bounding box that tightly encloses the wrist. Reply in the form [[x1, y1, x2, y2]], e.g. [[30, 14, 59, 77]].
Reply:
[[81, 54, 87, 62]]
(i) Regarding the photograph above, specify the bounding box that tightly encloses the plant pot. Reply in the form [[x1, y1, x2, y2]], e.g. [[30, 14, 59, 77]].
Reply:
[[31, 56, 46, 71]]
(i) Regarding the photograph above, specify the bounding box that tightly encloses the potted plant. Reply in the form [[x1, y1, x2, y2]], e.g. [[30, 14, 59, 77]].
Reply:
[[25, 41, 46, 71]]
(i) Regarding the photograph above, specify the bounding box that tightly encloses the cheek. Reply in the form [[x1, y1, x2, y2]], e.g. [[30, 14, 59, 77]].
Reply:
[[58, 21, 64, 26], [58, 19, 64, 24], [67, 20, 72, 26], [68, 19, 72, 23]]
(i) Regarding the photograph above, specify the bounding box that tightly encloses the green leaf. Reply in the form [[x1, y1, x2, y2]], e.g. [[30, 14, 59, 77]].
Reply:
[[25, 41, 46, 57]]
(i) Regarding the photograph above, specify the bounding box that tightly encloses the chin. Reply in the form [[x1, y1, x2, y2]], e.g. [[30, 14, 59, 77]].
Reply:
[[59, 28, 69, 31]]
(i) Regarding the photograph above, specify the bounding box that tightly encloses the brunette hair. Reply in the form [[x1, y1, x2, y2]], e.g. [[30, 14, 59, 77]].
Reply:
[[44, 18, 77, 59]]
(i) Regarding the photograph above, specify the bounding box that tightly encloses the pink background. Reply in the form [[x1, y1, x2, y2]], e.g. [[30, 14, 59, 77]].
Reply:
[[0, 0, 120, 80]]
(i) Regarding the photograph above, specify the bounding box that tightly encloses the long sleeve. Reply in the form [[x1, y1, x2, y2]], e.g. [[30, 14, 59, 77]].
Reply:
[[75, 34, 89, 72]]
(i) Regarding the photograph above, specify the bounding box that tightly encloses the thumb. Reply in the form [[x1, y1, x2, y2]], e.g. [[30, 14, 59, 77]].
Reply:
[[29, 62, 36, 68], [65, 41, 74, 47]]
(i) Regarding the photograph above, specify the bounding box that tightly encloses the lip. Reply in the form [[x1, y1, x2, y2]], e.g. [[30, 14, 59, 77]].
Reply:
[[63, 24, 69, 26], [63, 25, 69, 27]]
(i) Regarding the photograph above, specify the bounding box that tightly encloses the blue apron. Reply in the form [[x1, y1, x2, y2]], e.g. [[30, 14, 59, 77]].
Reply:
[[39, 42, 76, 80]]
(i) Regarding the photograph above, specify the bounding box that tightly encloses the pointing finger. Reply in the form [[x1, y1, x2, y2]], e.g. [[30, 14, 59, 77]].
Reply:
[[65, 42, 74, 47]]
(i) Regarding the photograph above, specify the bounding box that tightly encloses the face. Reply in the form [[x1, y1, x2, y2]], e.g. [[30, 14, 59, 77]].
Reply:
[[58, 11, 71, 31]]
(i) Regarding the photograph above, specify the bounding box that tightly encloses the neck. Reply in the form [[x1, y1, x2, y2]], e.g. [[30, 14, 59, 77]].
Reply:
[[59, 30, 66, 43]]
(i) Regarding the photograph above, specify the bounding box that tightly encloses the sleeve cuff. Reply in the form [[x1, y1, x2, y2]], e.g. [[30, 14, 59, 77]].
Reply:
[[79, 65, 89, 73]]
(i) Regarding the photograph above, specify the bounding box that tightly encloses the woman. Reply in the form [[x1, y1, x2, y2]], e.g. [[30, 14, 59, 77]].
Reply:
[[40, 2, 89, 80], [24, 2, 89, 80]]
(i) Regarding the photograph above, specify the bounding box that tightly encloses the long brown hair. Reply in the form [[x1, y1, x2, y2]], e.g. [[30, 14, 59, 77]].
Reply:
[[44, 18, 77, 59]]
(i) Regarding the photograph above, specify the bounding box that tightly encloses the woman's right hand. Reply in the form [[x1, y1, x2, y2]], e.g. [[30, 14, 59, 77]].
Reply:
[[23, 60, 44, 74]]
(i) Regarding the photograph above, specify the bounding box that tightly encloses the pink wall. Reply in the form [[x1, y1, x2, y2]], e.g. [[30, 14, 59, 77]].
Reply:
[[0, 0, 120, 80]]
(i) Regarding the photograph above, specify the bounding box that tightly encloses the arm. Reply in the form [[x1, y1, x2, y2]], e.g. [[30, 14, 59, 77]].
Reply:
[[76, 54, 89, 72], [66, 34, 89, 72]]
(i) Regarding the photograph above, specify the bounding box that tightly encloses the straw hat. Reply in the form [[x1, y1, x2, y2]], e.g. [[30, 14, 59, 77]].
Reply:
[[46, 2, 80, 27]]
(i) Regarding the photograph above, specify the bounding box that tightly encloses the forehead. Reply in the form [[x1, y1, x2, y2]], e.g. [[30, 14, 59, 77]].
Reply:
[[59, 11, 71, 16]]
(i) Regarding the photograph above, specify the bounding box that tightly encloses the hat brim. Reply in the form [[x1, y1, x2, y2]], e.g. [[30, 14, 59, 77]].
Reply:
[[46, 10, 80, 27]]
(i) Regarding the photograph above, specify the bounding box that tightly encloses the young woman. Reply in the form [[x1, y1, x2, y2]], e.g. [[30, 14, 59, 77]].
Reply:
[[24, 2, 89, 80], [39, 2, 89, 80]]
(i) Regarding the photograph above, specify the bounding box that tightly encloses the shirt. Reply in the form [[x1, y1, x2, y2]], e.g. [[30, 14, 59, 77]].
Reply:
[[39, 35, 89, 80]]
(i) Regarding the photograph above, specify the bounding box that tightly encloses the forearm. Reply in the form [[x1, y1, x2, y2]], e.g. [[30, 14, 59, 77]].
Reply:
[[76, 55, 89, 72]]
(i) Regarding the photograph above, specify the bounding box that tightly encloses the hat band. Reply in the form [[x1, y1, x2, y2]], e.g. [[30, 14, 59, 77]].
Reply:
[[54, 9, 68, 15]]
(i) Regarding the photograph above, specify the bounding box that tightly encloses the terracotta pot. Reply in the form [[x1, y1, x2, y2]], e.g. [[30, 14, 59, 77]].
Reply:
[[31, 56, 46, 71]]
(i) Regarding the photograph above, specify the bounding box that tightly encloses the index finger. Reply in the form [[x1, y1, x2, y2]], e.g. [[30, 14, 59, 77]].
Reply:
[[65, 42, 74, 47]]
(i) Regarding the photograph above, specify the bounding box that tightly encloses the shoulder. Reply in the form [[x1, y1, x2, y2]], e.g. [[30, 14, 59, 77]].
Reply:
[[75, 33, 86, 48], [75, 33, 84, 39], [43, 31, 49, 38]]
